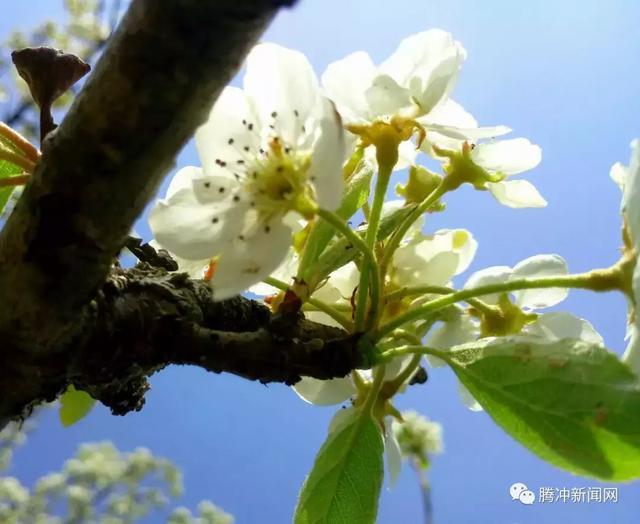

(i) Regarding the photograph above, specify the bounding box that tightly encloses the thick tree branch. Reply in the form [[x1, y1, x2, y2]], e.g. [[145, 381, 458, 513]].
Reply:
[[0, 0, 283, 351], [80, 266, 363, 415], [0, 264, 364, 420], [0, 0, 308, 428]]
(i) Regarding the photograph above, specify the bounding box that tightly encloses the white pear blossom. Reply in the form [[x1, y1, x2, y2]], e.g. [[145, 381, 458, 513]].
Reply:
[[611, 139, 640, 373], [291, 226, 477, 480], [470, 138, 545, 208], [149, 43, 344, 300], [322, 29, 510, 166], [464, 254, 569, 309], [392, 410, 443, 465], [428, 254, 604, 410], [391, 229, 477, 288]]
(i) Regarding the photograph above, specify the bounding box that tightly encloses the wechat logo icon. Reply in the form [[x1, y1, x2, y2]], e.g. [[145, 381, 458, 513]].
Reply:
[[510, 482, 535, 505]]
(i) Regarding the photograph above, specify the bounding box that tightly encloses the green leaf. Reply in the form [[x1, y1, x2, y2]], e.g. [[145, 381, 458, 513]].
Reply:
[[295, 408, 384, 524], [59, 385, 96, 427], [0, 159, 22, 214], [445, 337, 640, 481], [299, 161, 373, 281], [307, 202, 416, 286]]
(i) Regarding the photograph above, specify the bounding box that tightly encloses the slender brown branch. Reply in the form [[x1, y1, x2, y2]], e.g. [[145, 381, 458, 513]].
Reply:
[[0, 150, 35, 172], [0, 122, 40, 161], [0, 174, 30, 187]]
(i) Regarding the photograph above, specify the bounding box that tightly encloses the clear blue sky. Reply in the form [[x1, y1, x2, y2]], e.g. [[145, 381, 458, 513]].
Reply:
[[3, 1, 640, 522]]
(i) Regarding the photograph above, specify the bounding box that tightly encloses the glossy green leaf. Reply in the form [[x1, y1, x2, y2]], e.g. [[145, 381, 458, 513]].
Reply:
[[59, 385, 96, 427], [299, 161, 373, 281], [308, 202, 416, 285], [445, 337, 640, 480], [294, 408, 384, 524], [0, 159, 22, 214]]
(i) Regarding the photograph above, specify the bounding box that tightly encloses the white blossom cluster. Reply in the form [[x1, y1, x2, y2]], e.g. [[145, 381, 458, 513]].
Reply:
[[0, 434, 233, 523], [149, 30, 544, 299], [147, 28, 640, 484]]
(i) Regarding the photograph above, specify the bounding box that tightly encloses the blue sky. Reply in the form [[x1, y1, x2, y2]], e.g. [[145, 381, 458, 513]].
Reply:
[[3, 1, 640, 522]]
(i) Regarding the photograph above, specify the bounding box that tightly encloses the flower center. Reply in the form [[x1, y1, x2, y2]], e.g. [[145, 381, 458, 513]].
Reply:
[[245, 136, 317, 219]]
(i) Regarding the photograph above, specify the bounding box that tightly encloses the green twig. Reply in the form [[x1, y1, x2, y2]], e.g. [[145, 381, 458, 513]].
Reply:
[[376, 270, 622, 340]]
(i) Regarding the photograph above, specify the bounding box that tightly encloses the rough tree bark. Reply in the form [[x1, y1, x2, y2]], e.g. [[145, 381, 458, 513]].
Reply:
[[0, 0, 366, 430]]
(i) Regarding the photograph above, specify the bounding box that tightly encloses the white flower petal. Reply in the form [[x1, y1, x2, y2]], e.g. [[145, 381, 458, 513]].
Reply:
[[610, 161, 627, 191], [422, 99, 509, 158], [380, 30, 465, 114], [249, 248, 299, 296], [393, 237, 459, 288], [623, 322, 640, 376], [458, 381, 483, 412], [308, 99, 345, 211], [422, 99, 478, 129], [511, 254, 569, 309], [396, 141, 420, 169], [415, 250, 460, 287], [305, 310, 344, 329], [464, 266, 513, 304], [166, 166, 203, 199], [385, 419, 403, 487], [365, 74, 412, 118], [321, 51, 377, 123], [618, 140, 640, 374], [293, 376, 356, 405], [211, 220, 292, 299], [526, 312, 604, 345], [326, 261, 360, 299], [392, 229, 476, 287], [195, 87, 260, 179], [421, 99, 511, 142], [412, 51, 463, 115], [426, 311, 478, 367], [383, 354, 417, 382], [471, 138, 541, 175], [149, 188, 247, 260], [621, 139, 640, 241], [487, 180, 547, 208], [427, 123, 512, 143], [438, 229, 478, 276], [243, 43, 320, 144]]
